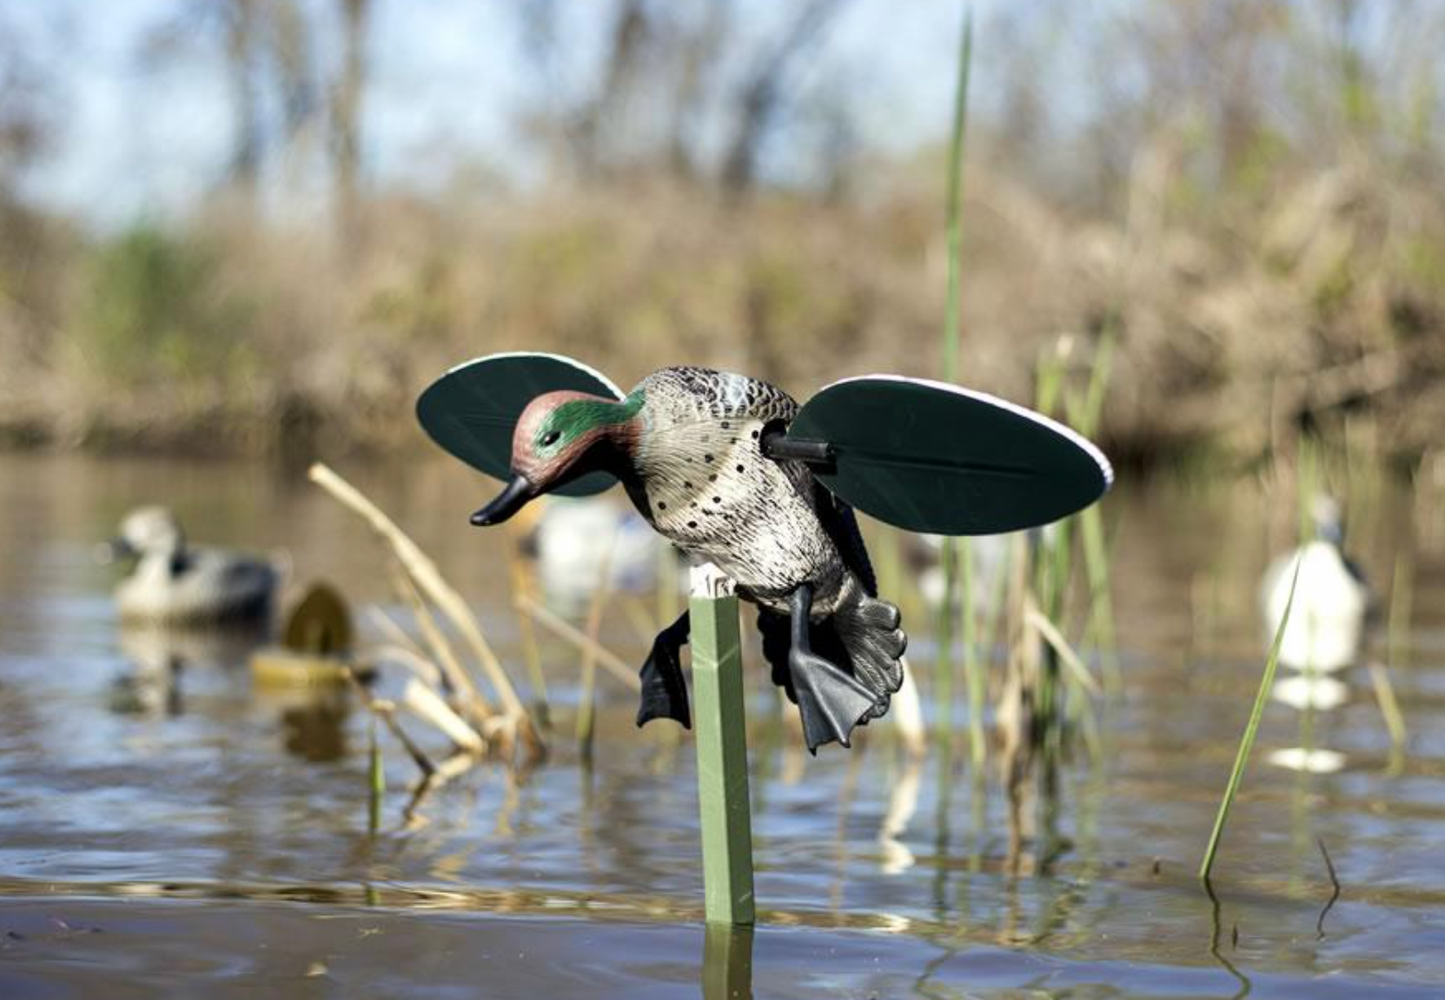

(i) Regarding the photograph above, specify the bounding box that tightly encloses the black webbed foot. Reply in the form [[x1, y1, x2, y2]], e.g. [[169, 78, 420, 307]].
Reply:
[[787, 584, 876, 753], [637, 610, 692, 729]]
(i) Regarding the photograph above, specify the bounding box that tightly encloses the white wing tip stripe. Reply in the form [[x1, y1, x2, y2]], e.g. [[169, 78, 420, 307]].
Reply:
[[820, 373, 1114, 491], [443, 351, 626, 401]]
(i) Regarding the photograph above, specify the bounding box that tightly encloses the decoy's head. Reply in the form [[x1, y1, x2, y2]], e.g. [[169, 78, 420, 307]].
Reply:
[[470, 389, 642, 527], [111, 506, 186, 560], [1309, 494, 1346, 547], [102, 508, 184, 563]]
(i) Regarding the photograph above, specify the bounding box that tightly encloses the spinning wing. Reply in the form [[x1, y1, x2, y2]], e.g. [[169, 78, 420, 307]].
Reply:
[[416, 352, 625, 497], [787, 375, 1113, 535]]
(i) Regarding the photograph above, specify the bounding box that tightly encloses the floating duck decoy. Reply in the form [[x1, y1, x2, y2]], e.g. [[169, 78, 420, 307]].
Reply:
[[418, 353, 1111, 751], [1260, 495, 1371, 672], [107, 506, 279, 626], [527, 497, 669, 613]]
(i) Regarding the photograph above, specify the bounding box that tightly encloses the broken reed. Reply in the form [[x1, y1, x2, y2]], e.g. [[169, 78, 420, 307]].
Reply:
[[934, 3, 974, 741], [309, 462, 547, 827], [1199, 558, 1301, 884]]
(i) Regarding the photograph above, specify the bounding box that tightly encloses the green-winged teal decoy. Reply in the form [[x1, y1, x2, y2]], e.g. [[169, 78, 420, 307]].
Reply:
[[109, 506, 279, 626], [419, 354, 1112, 752]]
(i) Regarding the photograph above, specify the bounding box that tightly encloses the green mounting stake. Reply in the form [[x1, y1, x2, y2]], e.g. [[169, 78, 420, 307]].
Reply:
[[690, 564, 756, 927]]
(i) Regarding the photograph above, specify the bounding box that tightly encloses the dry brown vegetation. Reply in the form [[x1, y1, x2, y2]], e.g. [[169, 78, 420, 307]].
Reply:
[[1, 1, 1442, 469]]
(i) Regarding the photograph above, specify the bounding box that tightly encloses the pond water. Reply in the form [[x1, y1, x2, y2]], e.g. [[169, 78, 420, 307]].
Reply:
[[1, 452, 1443, 999]]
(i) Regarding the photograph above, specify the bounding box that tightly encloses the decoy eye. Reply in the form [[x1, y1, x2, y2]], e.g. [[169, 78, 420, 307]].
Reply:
[[541, 430, 561, 448]]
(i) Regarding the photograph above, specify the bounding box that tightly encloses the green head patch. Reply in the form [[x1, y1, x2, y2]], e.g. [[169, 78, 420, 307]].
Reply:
[[534, 389, 644, 458]]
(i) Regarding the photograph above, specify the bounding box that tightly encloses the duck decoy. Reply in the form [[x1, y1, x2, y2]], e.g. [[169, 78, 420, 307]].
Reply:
[[107, 506, 279, 626], [1259, 494, 1371, 672], [418, 352, 1112, 752], [526, 497, 670, 614]]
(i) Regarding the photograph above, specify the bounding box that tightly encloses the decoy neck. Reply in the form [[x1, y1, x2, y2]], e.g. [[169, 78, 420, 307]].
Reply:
[[1309, 494, 1345, 547], [470, 388, 644, 527]]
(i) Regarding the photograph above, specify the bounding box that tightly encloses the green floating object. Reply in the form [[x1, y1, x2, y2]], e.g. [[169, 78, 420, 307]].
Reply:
[[283, 582, 352, 655], [416, 351, 625, 498], [690, 576, 755, 927], [251, 582, 356, 688], [788, 375, 1113, 535]]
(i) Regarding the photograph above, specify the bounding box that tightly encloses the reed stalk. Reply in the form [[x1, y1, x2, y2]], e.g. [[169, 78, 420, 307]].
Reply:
[[960, 537, 986, 765], [507, 536, 551, 726], [1065, 333, 1120, 693], [1371, 550, 1413, 750], [1199, 558, 1301, 884], [934, 5, 974, 740], [515, 593, 641, 692], [367, 713, 383, 833], [308, 463, 542, 758], [576, 536, 616, 762]]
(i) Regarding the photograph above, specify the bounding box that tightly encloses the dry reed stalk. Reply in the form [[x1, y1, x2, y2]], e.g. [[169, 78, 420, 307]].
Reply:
[[1025, 607, 1101, 696], [344, 667, 445, 772], [890, 664, 927, 760], [367, 606, 427, 657], [307, 462, 542, 757], [506, 535, 550, 719], [363, 643, 444, 688], [514, 593, 642, 692], [576, 535, 616, 759], [391, 564, 492, 717], [401, 678, 486, 754]]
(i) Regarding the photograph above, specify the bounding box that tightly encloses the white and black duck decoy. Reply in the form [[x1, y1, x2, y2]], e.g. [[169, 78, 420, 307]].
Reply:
[[1260, 494, 1371, 672], [108, 506, 279, 626], [418, 353, 1112, 752]]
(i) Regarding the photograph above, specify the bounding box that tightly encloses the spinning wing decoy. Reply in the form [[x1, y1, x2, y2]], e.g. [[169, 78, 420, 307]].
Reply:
[[418, 354, 1112, 752]]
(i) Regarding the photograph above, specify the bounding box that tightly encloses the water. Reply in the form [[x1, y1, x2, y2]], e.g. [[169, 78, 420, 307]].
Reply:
[[1, 452, 1443, 998]]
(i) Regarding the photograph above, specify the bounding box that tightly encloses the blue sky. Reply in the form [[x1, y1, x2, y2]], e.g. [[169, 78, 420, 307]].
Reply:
[[9, 1, 994, 227]]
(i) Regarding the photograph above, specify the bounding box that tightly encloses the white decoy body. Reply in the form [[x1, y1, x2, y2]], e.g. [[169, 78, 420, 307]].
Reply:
[[111, 506, 279, 626], [1260, 496, 1370, 672], [530, 498, 666, 612]]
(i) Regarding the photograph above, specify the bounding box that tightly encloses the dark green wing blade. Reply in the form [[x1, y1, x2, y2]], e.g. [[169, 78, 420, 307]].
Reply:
[[790, 375, 1112, 535], [416, 351, 625, 498]]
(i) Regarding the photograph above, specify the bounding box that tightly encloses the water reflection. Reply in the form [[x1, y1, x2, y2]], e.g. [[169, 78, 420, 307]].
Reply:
[[1, 454, 1444, 996], [701, 923, 753, 1000], [112, 622, 260, 718]]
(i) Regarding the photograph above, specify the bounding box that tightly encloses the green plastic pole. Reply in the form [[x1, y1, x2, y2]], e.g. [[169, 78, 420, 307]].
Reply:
[[690, 565, 756, 927]]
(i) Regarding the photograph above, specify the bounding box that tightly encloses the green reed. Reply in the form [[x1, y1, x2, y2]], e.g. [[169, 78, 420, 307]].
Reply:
[[960, 536, 987, 765], [934, 5, 974, 741], [367, 712, 384, 834], [1199, 557, 1300, 884], [1066, 330, 1120, 693]]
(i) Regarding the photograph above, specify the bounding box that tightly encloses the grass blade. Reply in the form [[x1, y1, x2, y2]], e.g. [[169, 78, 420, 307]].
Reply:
[[1199, 557, 1301, 884], [934, 4, 974, 740]]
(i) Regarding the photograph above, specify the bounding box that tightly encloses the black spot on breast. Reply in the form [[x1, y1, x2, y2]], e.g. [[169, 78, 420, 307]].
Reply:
[[712, 496, 721, 504], [736, 464, 745, 473], [688, 520, 697, 529], [658, 501, 667, 510], [704, 454, 714, 463], [721, 421, 730, 429], [709, 474, 717, 482], [683, 481, 692, 489]]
